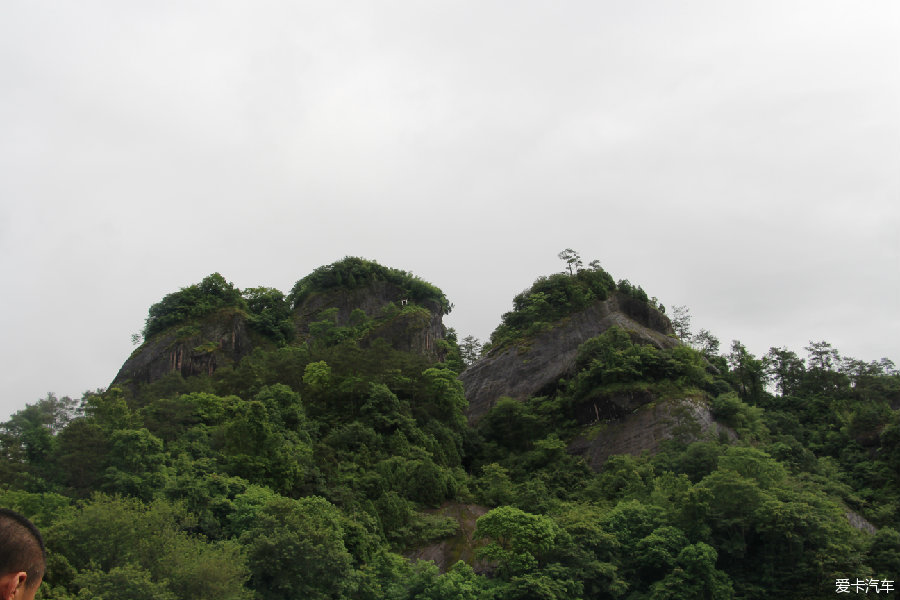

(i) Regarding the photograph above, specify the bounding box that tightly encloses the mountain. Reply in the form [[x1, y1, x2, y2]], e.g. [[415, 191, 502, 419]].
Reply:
[[114, 261, 450, 390], [2, 255, 898, 600], [462, 290, 678, 423]]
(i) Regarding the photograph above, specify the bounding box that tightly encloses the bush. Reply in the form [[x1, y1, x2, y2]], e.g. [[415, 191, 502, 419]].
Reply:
[[489, 266, 616, 350], [143, 273, 245, 338], [288, 257, 451, 314]]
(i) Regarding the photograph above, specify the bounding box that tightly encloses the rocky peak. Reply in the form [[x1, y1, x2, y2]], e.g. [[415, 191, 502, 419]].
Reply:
[[461, 291, 677, 423], [112, 307, 253, 389], [111, 262, 450, 391], [292, 279, 447, 360]]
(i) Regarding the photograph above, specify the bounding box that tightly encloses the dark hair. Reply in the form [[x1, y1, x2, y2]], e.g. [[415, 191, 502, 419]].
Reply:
[[0, 508, 46, 589]]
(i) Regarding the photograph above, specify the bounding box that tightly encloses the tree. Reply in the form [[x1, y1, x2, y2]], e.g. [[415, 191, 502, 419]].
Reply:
[[475, 506, 559, 576], [692, 329, 720, 357], [868, 527, 900, 578], [242, 286, 294, 343], [302, 361, 332, 393], [727, 341, 764, 404], [649, 542, 734, 599], [102, 428, 169, 501], [671, 305, 692, 342], [74, 564, 176, 600], [475, 463, 516, 506], [0, 396, 66, 466], [401, 560, 492, 600], [803, 341, 848, 393], [47, 495, 251, 600], [764, 347, 805, 396], [558, 249, 583, 276], [218, 399, 310, 495], [144, 273, 245, 338], [52, 419, 110, 494], [459, 335, 483, 366], [422, 366, 468, 425], [240, 496, 353, 600], [805, 340, 840, 372]]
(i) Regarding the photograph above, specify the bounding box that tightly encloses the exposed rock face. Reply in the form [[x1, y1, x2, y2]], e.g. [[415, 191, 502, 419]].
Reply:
[[360, 307, 445, 357], [293, 280, 447, 360], [568, 397, 728, 470], [845, 510, 877, 534], [460, 293, 728, 469], [406, 503, 492, 574], [293, 280, 409, 329], [111, 279, 448, 390], [461, 293, 677, 423], [112, 309, 253, 388]]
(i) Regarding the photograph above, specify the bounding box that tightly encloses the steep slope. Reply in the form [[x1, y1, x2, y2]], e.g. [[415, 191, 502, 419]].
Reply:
[[461, 291, 676, 423], [112, 307, 253, 387], [567, 395, 730, 470], [292, 280, 447, 360], [462, 280, 731, 469], [112, 259, 450, 390]]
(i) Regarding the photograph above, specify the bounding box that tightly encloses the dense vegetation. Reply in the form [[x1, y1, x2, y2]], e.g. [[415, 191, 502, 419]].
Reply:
[[2, 258, 898, 599], [289, 257, 452, 315], [143, 273, 246, 339], [486, 250, 659, 353], [142, 273, 294, 344]]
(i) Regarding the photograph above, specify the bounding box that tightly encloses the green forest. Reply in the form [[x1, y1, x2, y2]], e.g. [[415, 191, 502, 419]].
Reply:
[[1, 255, 898, 599]]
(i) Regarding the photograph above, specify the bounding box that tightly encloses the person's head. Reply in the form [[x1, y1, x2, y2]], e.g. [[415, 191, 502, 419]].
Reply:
[[0, 509, 45, 600]]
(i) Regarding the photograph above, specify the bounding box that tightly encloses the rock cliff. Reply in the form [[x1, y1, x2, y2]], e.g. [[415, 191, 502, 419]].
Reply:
[[112, 308, 253, 388], [405, 503, 492, 574], [461, 292, 677, 423], [293, 280, 447, 360], [460, 292, 727, 469], [568, 395, 729, 470], [112, 277, 448, 390]]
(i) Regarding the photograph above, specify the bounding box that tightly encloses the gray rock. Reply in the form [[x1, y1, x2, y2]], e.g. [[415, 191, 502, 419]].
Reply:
[[461, 292, 677, 423], [112, 308, 252, 388], [292, 280, 447, 360], [568, 397, 730, 470]]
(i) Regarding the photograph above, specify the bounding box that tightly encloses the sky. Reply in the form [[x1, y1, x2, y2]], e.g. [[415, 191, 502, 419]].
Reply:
[[1, 1, 898, 420]]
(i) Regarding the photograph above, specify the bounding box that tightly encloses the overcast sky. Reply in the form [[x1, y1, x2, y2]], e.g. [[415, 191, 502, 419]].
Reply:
[[2, 1, 898, 420]]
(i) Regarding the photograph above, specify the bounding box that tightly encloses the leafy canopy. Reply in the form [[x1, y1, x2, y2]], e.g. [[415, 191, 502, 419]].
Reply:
[[288, 256, 451, 314], [143, 273, 245, 338]]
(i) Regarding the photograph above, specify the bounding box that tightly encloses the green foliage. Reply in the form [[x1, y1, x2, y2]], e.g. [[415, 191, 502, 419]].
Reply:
[[289, 256, 451, 314], [73, 564, 177, 600], [476, 506, 560, 576], [764, 346, 805, 396], [102, 428, 168, 501], [868, 527, 900, 578], [728, 341, 766, 404], [649, 542, 733, 600], [616, 278, 650, 303], [399, 560, 493, 600], [489, 258, 616, 350], [6, 263, 900, 599], [240, 496, 353, 600], [711, 392, 767, 439], [475, 463, 516, 506], [569, 326, 712, 397], [216, 390, 312, 496], [458, 335, 483, 367], [242, 286, 294, 343], [43, 495, 251, 600], [143, 273, 245, 338]]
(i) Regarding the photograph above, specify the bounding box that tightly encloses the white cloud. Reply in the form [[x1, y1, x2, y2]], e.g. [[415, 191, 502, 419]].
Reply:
[[2, 0, 898, 419]]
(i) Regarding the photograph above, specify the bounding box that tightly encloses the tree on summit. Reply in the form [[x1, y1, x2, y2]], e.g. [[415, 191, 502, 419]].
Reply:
[[558, 249, 583, 276]]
